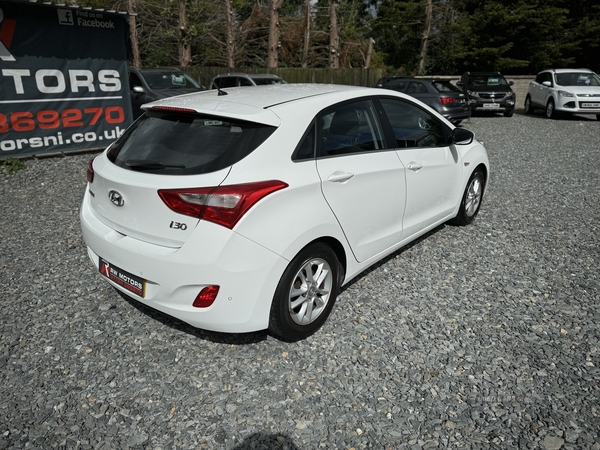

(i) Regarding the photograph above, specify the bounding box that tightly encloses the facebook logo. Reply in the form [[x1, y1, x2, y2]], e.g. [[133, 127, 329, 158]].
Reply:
[[57, 9, 74, 25]]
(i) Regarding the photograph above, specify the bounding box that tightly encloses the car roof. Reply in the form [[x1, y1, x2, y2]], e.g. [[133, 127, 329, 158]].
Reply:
[[465, 72, 503, 76], [546, 68, 593, 73], [130, 67, 183, 73], [142, 83, 380, 126], [213, 72, 282, 79]]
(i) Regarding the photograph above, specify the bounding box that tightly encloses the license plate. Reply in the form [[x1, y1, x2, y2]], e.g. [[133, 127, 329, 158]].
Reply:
[[99, 257, 145, 297], [483, 103, 500, 109], [581, 103, 600, 108]]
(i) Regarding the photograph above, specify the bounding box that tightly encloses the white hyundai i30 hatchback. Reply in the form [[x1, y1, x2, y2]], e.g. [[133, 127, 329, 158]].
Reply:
[[80, 83, 489, 341]]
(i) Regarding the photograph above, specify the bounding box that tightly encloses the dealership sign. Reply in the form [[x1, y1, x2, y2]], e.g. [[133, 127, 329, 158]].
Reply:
[[0, 0, 132, 157]]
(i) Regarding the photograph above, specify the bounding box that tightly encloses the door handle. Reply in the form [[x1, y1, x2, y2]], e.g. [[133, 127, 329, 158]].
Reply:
[[327, 171, 355, 183], [407, 162, 423, 171]]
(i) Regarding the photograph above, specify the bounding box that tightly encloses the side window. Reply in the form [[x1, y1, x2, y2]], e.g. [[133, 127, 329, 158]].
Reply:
[[318, 100, 385, 157], [407, 82, 427, 94], [380, 98, 446, 149], [239, 77, 253, 86], [220, 77, 238, 88], [293, 123, 315, 161]]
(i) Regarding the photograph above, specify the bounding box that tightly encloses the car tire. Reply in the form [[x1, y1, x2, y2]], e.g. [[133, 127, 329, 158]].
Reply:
[[504, 109, 514, 117], [596, 114, 600, 121], [269, 243, 340, 341], [545, 99, 557, 119], [524, 96, 533, 115], [450, 168, 484, 226]]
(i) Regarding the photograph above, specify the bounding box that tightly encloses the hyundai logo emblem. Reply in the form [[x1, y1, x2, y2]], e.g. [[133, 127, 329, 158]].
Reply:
[[108, 190, 125, 207]]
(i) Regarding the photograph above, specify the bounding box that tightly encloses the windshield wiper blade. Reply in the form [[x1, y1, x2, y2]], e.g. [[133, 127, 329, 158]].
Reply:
[[125, 159, 186, 170]]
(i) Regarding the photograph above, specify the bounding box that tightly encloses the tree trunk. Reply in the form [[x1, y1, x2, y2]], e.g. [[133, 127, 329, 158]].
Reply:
[[127, 0, 140, 68], [178, 0, 192, 68], [268, 0, 284, 69], [365, 37, 374, 69], [225, 0, 235, 68], [418, 0, 433, 75], [329, 2, 339, 69], [302, 0, 311, 68]]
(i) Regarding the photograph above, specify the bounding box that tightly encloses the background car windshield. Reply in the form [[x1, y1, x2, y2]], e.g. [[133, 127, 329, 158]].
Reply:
[[107, 111, 276, 175], [468, 75, 509, 86], [432, 81, 461, 93], [555, 72, 600, 86], [144, 72, 201, 89]]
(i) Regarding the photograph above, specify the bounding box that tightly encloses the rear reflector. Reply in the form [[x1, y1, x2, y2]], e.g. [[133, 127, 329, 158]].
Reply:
[[150, 106, 197, 114], [158, 180, 288, 229], [193, 285, 220, 308], [87, 156, 96, 183], [440, 97, 455, 106]]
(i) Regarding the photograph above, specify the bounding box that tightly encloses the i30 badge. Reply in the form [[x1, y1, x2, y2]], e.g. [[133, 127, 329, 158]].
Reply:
[[108, 190, 125, 207]]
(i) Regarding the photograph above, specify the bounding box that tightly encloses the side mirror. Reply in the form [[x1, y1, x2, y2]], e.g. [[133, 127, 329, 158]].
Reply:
[[456, 81, 464, 87], [509, 81, 514, 86], [542, 81, 552, 87], [133, 86, 145, 94], [452, 128, 474, 145]]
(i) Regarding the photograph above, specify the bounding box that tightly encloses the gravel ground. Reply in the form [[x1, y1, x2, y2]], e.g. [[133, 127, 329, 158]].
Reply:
[[1, 112, 599, 450]]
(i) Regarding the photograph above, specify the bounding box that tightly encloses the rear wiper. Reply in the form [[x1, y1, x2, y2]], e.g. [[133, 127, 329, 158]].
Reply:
[[125, 159, 186, 170]]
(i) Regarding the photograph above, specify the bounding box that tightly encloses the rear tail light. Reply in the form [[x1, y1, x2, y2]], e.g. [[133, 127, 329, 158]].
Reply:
[[158, 180, 288, 229], [193, 285, 220, 308], [440, 97, 455, 106], [87, 156, 96, 183]]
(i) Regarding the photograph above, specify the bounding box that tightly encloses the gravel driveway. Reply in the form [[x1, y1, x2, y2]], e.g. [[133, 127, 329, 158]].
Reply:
[[1, 113, 599, 450]]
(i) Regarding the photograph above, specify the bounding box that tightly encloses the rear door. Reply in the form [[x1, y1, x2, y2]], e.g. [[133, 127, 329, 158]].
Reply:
[[316, 99, 407, 263]]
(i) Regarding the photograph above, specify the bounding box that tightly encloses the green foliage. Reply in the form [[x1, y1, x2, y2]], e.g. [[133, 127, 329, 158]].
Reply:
[[59, 0, 599, 74], [0, 158, 25, 175]]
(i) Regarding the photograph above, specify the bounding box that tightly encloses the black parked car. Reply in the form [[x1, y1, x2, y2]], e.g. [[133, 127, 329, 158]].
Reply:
[[376, 76, 470, 124], [128, 67, 205, 119], [457, 72, 515, 117]]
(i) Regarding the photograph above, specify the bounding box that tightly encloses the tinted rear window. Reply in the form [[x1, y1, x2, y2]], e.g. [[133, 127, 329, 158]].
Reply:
[[107, 111, 276, 175], [432, 81, 461, 93]]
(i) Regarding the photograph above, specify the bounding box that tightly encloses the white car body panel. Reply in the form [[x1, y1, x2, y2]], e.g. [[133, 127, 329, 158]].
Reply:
[[396, 145, 463, 238], [81, 84, 490, 334], [317, 151, 406, 263]]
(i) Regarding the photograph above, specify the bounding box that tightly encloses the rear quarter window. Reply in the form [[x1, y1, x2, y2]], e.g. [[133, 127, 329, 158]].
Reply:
[[107, 111, 276, 175]]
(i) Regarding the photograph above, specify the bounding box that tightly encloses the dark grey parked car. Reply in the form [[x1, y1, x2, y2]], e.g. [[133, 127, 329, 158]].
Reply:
[[457, 72, 516, 117], [128, 67, 205, 119], [210, 73, 287, 89], [376, 76, 470, 124]]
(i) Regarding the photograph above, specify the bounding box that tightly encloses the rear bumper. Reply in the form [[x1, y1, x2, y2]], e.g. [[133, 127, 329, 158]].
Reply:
[[80, 189, 288, 333]]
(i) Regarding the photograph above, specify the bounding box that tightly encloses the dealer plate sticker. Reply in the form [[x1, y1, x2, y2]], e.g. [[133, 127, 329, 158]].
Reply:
[[582, 103, 600, 108], [99, 257, 145, 297]]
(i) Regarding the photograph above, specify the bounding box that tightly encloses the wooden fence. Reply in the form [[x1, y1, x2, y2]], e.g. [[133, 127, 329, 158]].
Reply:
[[185, 67, 388, 88]]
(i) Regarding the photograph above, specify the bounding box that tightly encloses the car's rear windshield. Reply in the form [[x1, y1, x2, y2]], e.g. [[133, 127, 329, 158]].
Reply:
[[555, 72, 600, 87], [107, 111, 276, 175], [432, 81, 461, 93]]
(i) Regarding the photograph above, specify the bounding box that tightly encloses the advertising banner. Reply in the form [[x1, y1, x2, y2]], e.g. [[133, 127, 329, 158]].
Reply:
[[0, 0, 132, 157]]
